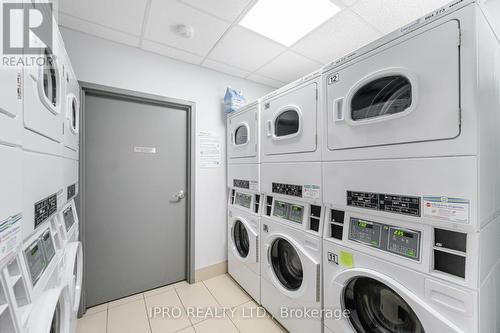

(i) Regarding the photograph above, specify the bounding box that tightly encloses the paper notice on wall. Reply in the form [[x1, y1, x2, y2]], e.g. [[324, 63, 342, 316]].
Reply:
[[199, 132, 222, 168], [0, 213, 22, 264]]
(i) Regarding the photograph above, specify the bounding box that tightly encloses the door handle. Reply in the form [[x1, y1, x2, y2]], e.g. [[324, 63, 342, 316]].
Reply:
[[171, 190, 186, 202]]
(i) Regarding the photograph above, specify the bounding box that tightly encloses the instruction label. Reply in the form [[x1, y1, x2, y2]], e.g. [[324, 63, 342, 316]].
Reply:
[[303, 185, 321, 200], [0, 213, 22, 263], [423, 196, 470, 223], [199, 132, 222, 168], [249, 180, 259, 192]]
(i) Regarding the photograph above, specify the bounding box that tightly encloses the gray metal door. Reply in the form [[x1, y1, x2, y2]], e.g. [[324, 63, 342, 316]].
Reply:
[[84, 92, 188, 307]]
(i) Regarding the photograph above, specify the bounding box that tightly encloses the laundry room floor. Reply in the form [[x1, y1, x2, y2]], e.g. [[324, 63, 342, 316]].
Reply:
[[77, 273, 286, 333]]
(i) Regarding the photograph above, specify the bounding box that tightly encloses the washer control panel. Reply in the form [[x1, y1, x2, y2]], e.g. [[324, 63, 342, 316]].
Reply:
[[273, 200, 304, 224], [24, 228, 56, 286], [348, 217, 420, 261], [234, 192, 252, 209], [63, 205, 76, 232]]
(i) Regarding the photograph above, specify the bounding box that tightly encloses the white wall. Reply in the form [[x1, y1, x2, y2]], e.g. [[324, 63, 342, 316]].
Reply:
[[60, 28, 273, 270]]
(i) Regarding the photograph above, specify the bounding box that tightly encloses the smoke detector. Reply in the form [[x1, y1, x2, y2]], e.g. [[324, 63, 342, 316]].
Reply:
[[173, 24, 195, 39]]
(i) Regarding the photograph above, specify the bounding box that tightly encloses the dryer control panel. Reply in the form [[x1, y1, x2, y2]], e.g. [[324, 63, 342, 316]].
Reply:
[[348, 217, 421, 261]]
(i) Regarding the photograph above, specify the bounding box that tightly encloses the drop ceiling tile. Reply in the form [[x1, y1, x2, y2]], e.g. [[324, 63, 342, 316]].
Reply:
[[202, 59, 251, 78], [58, 0, 148, 35], [208, 26, 286, 72], [246, 73, 285, 89], [59, 13, 140, 47], [179, 0, 252, 22], [141, 40, 203, 65], [351, 0, 451, 34], [292, 10, 381, 64], [256, 51, 321, 84], [145, 0, 230, 56]]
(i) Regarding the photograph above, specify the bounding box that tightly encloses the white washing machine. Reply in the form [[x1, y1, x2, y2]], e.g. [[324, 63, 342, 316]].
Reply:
[[61, 242, 82, 333], [22, 223, 71, 333], [22, 17, 65, 156], [260, 70, 322, 163], [228, 192, 261, 303], [0, 252, 27, 333], [227, 162, 261, 302], [259, 164, 324, 333], [322, 0, 500, 162], [227, 100, 260, 165], [322, 206, 500, 333]]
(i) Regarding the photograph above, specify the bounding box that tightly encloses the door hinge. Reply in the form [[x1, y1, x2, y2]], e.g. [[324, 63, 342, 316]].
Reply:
[[62, 122, 65, 134], [316, 89, 318, 101], [457, 29, 462, 46]]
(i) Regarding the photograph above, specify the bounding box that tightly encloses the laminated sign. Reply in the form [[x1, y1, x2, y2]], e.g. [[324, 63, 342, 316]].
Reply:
[[423, 196, 470, 223]]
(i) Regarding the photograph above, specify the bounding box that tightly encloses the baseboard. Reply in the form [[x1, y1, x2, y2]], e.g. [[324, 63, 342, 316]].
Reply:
[[195, 261, 228, 282]]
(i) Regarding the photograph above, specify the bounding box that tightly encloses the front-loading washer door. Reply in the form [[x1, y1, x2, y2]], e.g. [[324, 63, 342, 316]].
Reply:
[[326, 20, 460, 151], [270, 238, 303, 291], [266, 235, 320, 302], [343, 276, 424, 333], [231, 218, 258, 263]]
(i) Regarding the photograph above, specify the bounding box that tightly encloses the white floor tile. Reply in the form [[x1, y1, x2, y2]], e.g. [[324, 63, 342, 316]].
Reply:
[[85, 303, 108, 316], [193, 317, 239, 333], [77, 310, 107, 333], [145, 289, 191, 333], [203, 274, 250, 308], [176, 282, 220, 324], [144, 281, 189, 298], [108, 293, 144, 309], [107, 299, 151, 333], [229, 301, 286, 333]]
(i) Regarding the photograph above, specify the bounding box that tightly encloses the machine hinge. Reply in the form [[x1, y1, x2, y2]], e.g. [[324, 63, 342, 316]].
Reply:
[[256, 236, 259, 262], [16, 73, 22, 100]]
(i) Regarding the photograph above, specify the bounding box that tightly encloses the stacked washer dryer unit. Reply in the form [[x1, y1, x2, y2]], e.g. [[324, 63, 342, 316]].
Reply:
[[259, 71, 324, 333], [0, 1, 25, 330], [58, 43, 82, 333], [227, 100, 262, 303], [321, 1, 500, 333], [0, 3, 80, 332]]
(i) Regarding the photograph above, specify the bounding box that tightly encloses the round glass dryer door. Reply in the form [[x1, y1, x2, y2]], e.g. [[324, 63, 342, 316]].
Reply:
[[270, 238, 303, 290], [343, 277, 425, 333], [233, 220, 250, 258]]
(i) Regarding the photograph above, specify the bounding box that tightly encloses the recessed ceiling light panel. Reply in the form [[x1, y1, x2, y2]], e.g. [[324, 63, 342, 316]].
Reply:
[[239, 0, 341, 46]]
